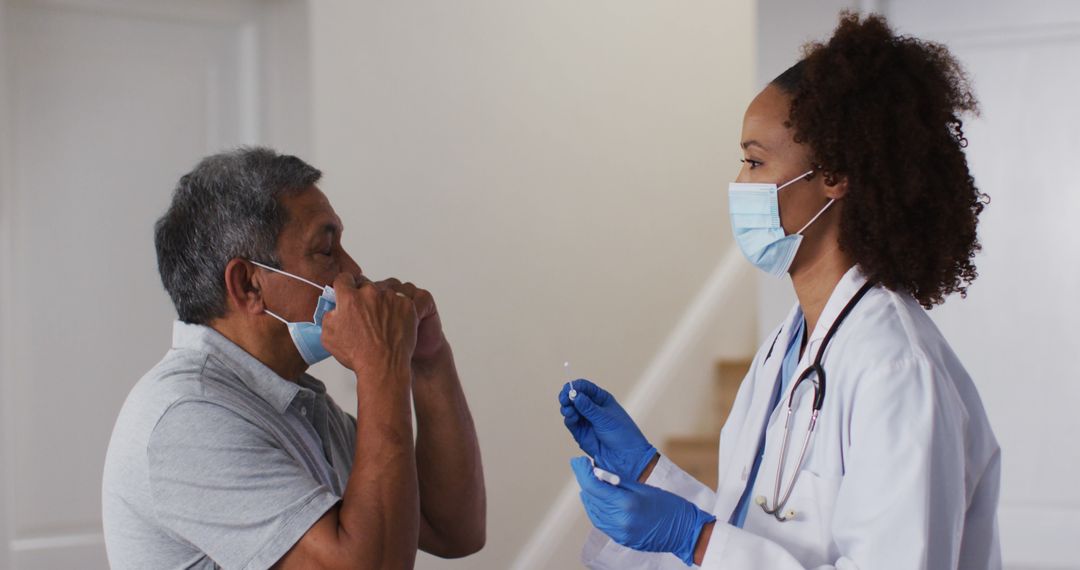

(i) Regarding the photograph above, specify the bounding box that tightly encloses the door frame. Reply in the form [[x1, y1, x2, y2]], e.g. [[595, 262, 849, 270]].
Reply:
[[0, 0, 312, 565], [1, 0, 15, 566]]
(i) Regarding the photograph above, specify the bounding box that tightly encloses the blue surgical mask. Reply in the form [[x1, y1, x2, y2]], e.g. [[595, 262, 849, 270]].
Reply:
[[728, 170, 835, 277], [249, 260, 337, 366]]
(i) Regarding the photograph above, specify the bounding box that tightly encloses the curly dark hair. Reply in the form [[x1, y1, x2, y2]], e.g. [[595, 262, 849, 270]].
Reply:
[[773, 12, 987, 308]]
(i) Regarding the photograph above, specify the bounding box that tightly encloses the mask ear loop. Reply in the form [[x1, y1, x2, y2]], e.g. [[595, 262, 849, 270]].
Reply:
[[776, 169, 816, 192], [776, 169, 836, 236], [263, 308, 289, 325], [248, 260, 324, 325], [248, 259, 326, 292], [796, 199, 836, 235], [264, 306, 320, 327]]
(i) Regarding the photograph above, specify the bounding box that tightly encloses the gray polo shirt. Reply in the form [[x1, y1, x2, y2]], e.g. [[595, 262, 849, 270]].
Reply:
[[103, 322, 357, 570]]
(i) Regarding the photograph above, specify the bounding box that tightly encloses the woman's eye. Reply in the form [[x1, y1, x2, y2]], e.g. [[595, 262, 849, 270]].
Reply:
[[740, 158, 762, 170]]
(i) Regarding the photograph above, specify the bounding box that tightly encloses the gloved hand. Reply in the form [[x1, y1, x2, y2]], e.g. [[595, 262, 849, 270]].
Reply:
[[558, 379, 657, 481], [571, 456, 716, 566]]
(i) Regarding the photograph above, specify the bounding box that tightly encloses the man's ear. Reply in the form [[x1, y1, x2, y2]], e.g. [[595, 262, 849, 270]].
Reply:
[[223, 259, 265, 315]]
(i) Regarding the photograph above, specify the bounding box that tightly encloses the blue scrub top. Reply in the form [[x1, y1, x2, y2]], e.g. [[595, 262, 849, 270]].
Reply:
[[729, 311, 805, 528]]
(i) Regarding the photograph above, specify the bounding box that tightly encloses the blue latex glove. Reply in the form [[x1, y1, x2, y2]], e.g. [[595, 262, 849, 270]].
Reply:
[[558, 379, 657, 480], [570, 456, 716, 566]]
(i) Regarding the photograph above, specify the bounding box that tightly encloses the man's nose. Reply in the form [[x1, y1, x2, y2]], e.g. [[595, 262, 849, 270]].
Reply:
[[339, 252, 364, 283]]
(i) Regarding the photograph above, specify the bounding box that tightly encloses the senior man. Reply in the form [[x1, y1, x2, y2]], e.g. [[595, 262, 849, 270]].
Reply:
[[102, 148, 485, 569]]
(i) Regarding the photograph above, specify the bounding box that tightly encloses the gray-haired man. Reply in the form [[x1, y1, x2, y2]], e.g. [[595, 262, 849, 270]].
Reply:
[[103, 148, 485, 569]]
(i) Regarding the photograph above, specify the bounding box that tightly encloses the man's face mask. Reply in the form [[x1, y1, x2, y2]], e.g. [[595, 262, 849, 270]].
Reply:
[[727, 170, 835, 277], [249, 260, 336, 365]]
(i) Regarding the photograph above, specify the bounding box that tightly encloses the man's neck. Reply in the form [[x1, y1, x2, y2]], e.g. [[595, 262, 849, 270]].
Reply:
[[790, 240, 854, 339], [209, 318, 308, 381]]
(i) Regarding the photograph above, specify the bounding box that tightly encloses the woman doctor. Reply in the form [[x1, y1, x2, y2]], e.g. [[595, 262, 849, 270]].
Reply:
[[558, 13, 1000, 569]]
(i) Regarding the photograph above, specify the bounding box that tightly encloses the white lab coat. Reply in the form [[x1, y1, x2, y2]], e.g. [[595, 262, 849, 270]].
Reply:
[[582, 266, 1001, 569]]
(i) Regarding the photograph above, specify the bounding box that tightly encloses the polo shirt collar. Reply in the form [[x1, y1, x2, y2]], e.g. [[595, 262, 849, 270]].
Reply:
[[171, 321, 326, 413]]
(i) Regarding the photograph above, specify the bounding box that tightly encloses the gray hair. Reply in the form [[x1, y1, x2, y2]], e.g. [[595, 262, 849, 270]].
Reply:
[[154, 147, 322, 324]]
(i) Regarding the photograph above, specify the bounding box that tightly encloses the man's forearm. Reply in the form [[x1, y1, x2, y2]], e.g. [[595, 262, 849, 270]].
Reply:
[[339, 360, 419, 567], [412, 343, 486, 556]]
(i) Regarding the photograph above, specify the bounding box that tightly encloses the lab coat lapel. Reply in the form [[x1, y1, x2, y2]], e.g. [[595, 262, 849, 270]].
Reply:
[[801, 266, 869, 360], [744, 267, 871, 524], [718, 305, 801, 510], [770, 267, 869, 424]]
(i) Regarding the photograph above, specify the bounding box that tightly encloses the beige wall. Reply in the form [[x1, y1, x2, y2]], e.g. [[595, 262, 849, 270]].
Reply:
[[308, 2, 756, 567]]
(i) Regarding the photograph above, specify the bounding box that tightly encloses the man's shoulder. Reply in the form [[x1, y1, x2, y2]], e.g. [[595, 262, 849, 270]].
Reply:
[[106, 347, 257, 455], [103, 347, 226, 549], [125, 348, 218, 416]]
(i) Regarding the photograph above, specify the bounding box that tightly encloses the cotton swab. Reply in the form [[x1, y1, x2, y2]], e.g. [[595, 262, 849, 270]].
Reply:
[[564, 361, 578, 400], [593, 466, 621, 486], [588, 456, 621, 486]]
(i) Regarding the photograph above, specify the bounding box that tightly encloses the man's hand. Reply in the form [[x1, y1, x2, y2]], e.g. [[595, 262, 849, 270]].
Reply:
[[375, 278, 445, 362], [275, 273, 421, 570], [321, 273, 418, 375], [374, 279, 486, 557]]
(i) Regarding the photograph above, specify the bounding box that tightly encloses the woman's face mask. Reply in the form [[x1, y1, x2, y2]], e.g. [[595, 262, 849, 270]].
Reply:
[[727, 170, 836, 277]]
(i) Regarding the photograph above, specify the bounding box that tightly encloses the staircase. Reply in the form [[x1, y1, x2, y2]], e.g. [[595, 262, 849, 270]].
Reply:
[[511, 250, 755, 570], [661, 359, 750, 489]]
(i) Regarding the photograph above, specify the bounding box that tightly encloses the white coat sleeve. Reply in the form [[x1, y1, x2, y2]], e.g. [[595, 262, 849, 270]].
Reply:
[[582, 455, 718, 569], [697, 358, 972, 569]]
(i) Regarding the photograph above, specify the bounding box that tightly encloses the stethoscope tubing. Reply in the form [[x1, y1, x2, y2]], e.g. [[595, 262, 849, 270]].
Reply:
[[758, 281, 875, 522]]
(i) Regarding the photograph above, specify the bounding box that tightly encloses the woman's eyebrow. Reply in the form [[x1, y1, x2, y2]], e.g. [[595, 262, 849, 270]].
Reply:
[[741, 140, 767, 151]]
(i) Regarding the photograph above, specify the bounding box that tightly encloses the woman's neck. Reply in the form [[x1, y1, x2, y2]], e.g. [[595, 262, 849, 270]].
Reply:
[[790, 241, 854, 338]]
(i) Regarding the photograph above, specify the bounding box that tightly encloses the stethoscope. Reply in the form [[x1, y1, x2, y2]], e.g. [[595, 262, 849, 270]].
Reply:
[[754, 281, 875, 522]]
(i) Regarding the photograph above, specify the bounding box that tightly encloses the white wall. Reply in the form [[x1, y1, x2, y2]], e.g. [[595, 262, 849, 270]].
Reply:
[[308, 2, 756, 567]]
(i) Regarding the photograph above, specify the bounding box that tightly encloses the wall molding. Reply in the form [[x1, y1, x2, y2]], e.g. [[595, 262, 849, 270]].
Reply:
[[0, 0, 15, 566], [925, 21, 1080, 49], [11, 531, 104, 552], [510, 246, 750, 570], [11, 0, 261, 25], [10, 533, 108, 568]]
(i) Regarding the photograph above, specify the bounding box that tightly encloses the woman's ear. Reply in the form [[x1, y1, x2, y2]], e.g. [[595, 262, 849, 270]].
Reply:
[[820, 170, 849, 200], [223, 259, 265, 315]]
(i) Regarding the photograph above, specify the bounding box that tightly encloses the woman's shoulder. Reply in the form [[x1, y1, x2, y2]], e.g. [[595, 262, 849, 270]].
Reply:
[[845, 285, 950, 361]]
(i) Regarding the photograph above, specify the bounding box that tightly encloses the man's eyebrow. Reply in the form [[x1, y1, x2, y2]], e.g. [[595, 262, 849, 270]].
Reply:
[[307, 221, 342, 241], [741, 140, 767, 150]]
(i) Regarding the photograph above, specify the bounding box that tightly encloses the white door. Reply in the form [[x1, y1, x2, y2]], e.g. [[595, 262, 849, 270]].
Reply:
[[877, 2, 1078, 569], [0, 1, 311, 567]]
